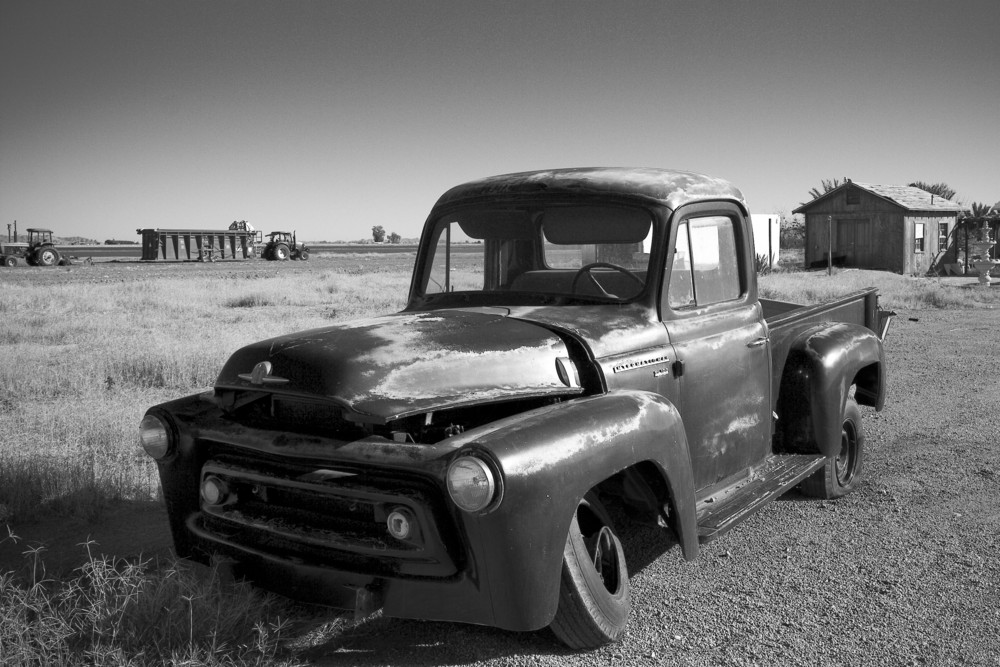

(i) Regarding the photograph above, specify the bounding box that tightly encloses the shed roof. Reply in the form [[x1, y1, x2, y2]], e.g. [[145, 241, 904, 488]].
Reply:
[[794, 181, 963, 214]]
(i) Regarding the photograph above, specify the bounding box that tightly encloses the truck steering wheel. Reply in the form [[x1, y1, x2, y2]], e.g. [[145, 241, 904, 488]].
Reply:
[[570, 262, 643, 299]]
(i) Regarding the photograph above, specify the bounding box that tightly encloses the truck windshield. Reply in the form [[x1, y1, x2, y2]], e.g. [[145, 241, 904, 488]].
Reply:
[[417, 203, 654, 304]]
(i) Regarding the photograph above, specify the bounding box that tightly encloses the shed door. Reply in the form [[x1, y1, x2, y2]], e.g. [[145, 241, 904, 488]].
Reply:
[[836, 218, 872, 267]]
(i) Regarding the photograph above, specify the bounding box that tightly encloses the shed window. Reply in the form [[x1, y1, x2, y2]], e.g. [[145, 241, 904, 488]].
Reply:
[[914, 223, 925, 253], [938, 222, 949, 249]]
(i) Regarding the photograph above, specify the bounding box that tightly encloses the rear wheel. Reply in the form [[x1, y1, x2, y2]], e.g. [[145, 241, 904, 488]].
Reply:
[[800, 398, 864, 499], [274, 244, 290, 261], [550, 491, 630, 649], [36, 247, 60, 266]]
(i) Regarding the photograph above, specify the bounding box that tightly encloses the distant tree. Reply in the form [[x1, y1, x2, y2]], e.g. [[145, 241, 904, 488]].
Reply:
[[805, 178, 844, 202], [388, 232, 401, 244], [908, 181, 957, 202], [371, 225, 386, 243], [779, 213, 805, 249], [967, 202, 995, 217]]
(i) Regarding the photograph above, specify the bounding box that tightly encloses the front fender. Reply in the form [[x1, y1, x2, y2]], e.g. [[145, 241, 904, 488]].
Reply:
[[777, 322, 885, 457], [460, 389, 697, 631]]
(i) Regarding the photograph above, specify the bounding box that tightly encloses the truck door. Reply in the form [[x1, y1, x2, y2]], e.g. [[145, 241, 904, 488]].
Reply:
[[658, 206, 772, 492]]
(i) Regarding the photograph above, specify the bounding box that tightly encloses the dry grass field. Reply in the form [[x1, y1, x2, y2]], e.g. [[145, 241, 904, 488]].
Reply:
[[2, 254, 998, 665]]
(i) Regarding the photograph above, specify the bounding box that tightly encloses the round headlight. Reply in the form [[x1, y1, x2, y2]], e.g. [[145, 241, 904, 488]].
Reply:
[[447, 455, 497, 513], [138, 414, 171, 460]]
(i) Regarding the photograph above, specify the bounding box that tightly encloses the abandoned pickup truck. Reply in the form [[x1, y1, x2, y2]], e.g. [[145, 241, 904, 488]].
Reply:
[[140, 168, 891, 648]]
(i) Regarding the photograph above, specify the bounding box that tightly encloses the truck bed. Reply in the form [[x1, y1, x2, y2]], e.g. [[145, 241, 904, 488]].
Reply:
[[762, 288, 890, 334], [763, 288, 892, 410]]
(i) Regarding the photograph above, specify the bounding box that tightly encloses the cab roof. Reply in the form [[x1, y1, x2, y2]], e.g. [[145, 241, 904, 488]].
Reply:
[[434, 167, 747, 212]]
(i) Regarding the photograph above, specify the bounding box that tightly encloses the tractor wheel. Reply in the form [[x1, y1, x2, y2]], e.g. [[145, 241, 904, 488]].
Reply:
[[274, 244, 290, 261], [36, 247, 60, 266], [2, 256, 15, 267], [549, 491, 630, 649], [25, 254, 37, 266], [298, 249, 309, 261]]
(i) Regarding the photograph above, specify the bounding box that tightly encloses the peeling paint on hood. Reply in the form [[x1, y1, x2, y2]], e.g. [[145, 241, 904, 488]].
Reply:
[[215, 309, 578, 422]]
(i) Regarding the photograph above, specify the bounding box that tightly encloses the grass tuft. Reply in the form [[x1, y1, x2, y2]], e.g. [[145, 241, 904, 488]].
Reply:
[[0, 531, 304, 666], [225, 294, 274, 308]]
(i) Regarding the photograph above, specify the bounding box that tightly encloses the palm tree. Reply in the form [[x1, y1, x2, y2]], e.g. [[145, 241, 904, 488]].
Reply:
[[806, 178, 843, 201], [968, 202, 994, 218], [908, 181, 957, 202]]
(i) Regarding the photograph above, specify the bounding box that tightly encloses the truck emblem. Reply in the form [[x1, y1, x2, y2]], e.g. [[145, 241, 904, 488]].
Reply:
[[237, 361, 290, 386], [298, 469, 356, 482]]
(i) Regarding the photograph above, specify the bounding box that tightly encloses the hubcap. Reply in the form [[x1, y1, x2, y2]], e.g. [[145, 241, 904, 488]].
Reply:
[[835, 421, 857, 486], [583, 522, 620, 593]]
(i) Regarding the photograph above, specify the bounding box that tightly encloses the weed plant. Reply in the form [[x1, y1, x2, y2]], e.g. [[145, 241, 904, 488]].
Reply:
[[0, 531, 303, 666]]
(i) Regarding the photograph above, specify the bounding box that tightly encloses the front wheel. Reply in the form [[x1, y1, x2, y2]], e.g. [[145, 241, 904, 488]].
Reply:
[[800, 398, 864, 499], [549, 491, 630, 649]]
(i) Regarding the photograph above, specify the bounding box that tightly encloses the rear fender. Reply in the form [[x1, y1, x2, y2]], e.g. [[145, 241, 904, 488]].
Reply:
[[462, 389, 696, 630], [776, 322, 885, 457]]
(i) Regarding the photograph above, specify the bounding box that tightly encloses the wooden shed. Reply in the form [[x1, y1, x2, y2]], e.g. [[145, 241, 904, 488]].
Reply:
[[794, 181, 963, 275]]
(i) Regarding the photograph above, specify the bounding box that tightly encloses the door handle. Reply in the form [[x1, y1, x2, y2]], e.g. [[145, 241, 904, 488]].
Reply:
[[746, 337, 769, 348]]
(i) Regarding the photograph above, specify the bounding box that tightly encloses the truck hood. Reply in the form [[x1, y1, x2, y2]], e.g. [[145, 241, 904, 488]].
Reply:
[[215, 309, 581, 423]]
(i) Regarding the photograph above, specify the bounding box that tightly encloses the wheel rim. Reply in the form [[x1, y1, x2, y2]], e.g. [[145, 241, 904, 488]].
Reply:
[[835, 420, 858, 486], [580, 509, 621, 594]]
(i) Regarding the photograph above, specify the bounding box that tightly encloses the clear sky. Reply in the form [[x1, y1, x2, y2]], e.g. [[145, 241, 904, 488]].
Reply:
[[2, 0, 997, 242]]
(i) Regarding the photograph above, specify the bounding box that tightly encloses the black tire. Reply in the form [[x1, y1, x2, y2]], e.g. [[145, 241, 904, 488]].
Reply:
[[298, 249, 309, 261], [274, 244, 290, 261], [800, 398, 864, 499], [550, 491, 630, 649], [36, 247, 60, 266], [2, 256, 15, 267]]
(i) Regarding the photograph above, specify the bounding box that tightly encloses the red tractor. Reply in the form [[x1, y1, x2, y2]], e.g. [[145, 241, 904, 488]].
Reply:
[[261, 231, 309, 261]]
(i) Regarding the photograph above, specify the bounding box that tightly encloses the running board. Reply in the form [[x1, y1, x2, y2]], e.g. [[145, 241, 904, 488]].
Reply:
[[696, 454, 826, 543]]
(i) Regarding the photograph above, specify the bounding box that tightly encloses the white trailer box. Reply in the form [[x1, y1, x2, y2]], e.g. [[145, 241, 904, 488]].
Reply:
[[750, 214, 781, 269]]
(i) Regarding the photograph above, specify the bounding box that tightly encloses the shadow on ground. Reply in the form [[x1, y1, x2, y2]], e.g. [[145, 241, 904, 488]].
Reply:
[[0, 499, 173, 579]]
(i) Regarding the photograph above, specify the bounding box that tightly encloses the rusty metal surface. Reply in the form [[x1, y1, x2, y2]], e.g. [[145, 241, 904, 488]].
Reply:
[[215, 309, 580, 423], [434, 167, 747, 212]]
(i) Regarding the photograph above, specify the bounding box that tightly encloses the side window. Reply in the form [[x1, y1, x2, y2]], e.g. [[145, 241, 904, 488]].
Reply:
[[668, 215, 741, 308], [424, 221, 484, 294], [668, 222, 694, 308], [937, 222, 949, 249]]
